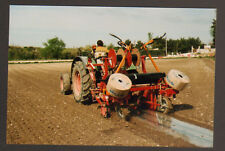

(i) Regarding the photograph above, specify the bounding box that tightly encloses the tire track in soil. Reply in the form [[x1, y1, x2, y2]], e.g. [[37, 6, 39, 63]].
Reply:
[[7, 95, 47, 144], [7, 59, 214, 146], [7, 65, 98, 145], [8, 63, 149, 145], [7, 82, 64, 144], [145, 58, 215, 128], [7, 64, 74, 144]]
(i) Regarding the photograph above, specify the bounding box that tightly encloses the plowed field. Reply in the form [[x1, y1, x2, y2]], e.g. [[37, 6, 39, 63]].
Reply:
[[7, 58, 215, 147]]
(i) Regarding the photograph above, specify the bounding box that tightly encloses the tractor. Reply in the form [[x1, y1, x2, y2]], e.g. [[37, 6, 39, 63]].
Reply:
[[60, 33, 189, 120]]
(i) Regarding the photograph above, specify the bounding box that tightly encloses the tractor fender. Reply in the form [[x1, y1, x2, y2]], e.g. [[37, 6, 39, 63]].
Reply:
[[71, 56, 88, 75]]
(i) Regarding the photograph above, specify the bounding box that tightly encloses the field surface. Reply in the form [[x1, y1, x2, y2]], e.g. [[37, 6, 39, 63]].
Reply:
[[7, 58, 215, 147]]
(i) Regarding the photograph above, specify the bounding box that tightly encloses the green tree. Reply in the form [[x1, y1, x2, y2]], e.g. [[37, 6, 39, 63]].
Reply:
[[125, 39, 131, 45], [210, 19, 216, 47], [188, 37, 201, 49], [135, 40, 144, 50], [152, 38, 166, 50], [147, 32, 153, 40], [135, 40, 145, 55], [41, 37, 65, 59], [166, 37, 202, 54], [77, 47, 82, 56], [167, 39, 178, 54], [107, 43, 115, 50]]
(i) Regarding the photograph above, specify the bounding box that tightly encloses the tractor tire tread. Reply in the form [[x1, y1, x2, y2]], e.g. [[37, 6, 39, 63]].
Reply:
[[72, 61, 92, 104], [60, 73, 71, 95]]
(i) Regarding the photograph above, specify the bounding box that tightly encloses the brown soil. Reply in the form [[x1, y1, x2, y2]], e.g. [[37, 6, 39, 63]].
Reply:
[[7, 58, 215, 147], [145, 58, 215, 129]]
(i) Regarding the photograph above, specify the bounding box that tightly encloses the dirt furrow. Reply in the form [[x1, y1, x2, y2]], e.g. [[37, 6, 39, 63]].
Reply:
[[7, 58, 215, 146]]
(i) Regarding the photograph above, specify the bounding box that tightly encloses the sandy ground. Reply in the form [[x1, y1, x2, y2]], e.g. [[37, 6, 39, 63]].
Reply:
[[6, 58, 215, 147], [145, 58, 215, 129]]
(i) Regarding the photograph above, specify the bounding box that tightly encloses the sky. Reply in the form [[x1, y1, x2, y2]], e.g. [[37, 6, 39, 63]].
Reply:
[[9, 5, 216, 48]]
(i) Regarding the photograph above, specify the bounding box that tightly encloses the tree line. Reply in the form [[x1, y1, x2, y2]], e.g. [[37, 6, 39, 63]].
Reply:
[[8, 19, 216, 60], [8, 37, 91, 60], [7, 36, 207, 60]]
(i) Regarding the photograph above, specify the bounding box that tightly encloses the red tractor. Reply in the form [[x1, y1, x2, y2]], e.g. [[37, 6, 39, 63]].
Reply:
[[60, 33, 189, 120]]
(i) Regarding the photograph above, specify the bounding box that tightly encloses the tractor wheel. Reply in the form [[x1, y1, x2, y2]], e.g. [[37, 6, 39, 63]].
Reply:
[[157, 96, 173, 114], [72, 61, 92, 104], [60, 73, 72, 95]]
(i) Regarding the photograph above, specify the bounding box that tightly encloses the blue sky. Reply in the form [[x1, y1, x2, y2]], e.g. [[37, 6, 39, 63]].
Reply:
[[9, 5, 216, 48]]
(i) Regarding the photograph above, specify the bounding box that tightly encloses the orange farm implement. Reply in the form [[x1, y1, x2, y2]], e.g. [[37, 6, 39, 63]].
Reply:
[[60, 33, 189, 119]]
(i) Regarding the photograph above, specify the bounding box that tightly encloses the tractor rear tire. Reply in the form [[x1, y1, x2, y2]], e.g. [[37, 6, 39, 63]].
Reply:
[[72, 61, 92, 104], [60, 73, 72, 95], [157, 96, 173, 114]]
